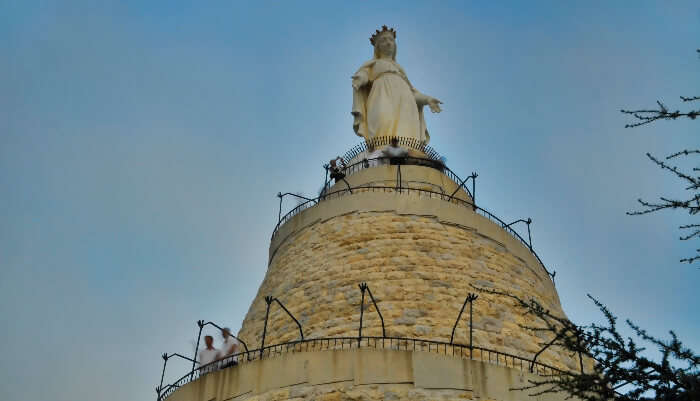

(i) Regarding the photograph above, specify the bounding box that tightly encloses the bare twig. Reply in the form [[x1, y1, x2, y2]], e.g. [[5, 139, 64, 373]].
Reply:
[[666, 149, 700, 160], [621, 99, 700, 128], [624, 149, 699, 263]]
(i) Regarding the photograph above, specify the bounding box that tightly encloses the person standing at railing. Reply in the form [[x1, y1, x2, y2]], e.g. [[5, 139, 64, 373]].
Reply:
[[219, 327, 240, 367], [382, 136, 408, 165], [198, 335, 220, 374], [364, 142, 385, 168], [329, 157, 347, 182]]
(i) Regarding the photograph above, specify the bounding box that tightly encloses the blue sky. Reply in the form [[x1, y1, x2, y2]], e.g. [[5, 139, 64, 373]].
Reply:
[[1, 1, 698, 400]]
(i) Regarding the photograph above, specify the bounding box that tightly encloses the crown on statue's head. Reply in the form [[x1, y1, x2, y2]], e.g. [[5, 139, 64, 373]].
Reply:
[[370, 25, 396, 46]]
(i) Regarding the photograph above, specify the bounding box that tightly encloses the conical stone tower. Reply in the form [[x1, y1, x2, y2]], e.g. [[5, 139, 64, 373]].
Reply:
[[163, 143, 585, 401], [162, 27, 585, 401]]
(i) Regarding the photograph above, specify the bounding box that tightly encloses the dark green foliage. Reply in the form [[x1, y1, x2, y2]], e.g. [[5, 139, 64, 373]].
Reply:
[[473, 286, 700, 401]]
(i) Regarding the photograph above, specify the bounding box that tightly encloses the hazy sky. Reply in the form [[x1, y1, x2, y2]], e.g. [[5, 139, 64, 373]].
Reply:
[[1, 1, 698, 400]]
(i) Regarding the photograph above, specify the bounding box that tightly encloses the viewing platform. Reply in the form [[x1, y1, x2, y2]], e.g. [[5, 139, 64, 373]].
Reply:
[[158, 139, 585, 401], [159, 336, 569, 401], [271, 138, 552, 284]]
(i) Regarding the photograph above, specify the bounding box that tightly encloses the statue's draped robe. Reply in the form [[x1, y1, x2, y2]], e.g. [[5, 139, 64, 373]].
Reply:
[[352, 59, 430, 144]]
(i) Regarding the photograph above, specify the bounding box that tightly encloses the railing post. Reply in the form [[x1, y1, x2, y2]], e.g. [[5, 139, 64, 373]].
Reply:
[[471, 172, 477, 210], [276, 193, 283, 227], [272, 298, 304, 340], [358, 283, 367, 346], [451, 293, 477, 357], [448, 173, 472, 201], [450, 297, 469, 345], [504, 218, 533, 250], [469, 294, 477, 358], [364, 284, 386, 337], [323, 164, 329, 200], [158, 353, 168, 400], [190, 320, 204, 380], [235, 335, 250, 360], [450, 292, 479, 347], [260, 296, 273, 359]]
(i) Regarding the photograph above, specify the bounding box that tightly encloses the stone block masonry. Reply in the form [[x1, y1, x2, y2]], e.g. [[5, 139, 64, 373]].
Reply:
[[239, 191, 581, 372]]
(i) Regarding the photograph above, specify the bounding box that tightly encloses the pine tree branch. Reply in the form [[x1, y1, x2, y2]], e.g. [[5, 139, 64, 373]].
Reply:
[[666, 149, 700, 160], [679, 228, 700, 241], [621, 99, 700, 128], [472, 286, 700, 400], [680, 252, 700, 264], [627, 195, 700, 216], [646, 153, 699, 188]]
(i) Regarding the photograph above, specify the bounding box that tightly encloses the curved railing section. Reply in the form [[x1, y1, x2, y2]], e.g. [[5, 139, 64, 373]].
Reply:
[[158, 335, 565, 400], [279, 156, 472, 239], [331, 156, 471, 198], [271, 183, 554, 282], [343, 136, 442, 162]]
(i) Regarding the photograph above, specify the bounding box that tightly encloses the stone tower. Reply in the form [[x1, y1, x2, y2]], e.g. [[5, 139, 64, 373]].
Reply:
[[160, 27, 583, 401], [161, 140, 583, 401]]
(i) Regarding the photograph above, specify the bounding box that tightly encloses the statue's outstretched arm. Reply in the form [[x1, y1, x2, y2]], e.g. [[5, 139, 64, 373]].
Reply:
[[413, 89, 443, 113]]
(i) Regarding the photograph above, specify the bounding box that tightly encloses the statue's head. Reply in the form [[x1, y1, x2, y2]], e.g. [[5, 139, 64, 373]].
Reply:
[[370, 25, 396, 60]]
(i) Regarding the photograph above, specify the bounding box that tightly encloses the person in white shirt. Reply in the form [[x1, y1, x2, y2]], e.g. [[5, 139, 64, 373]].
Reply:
[[382, 137, 408, 164], [198, 335, 220, 374], [364, 143, 385, 168], [219, 327, 241, 366]]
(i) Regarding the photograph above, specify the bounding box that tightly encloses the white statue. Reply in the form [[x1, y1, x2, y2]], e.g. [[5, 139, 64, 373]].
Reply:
[[352, 26, 442, 144]]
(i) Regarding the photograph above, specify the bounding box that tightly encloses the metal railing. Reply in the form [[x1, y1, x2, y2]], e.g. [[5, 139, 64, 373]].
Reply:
[[326, 156, 473, 199], [158, 335, 565, 400], [342, 136, 442, 162], [277, 155, 470, 236], [156, 283, 578, 400], [271, 183, 554, 282], [339, 155, 444, 179]]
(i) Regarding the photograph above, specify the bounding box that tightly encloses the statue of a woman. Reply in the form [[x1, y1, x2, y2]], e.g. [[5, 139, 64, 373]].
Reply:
[[352, 26, 442, 144]]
